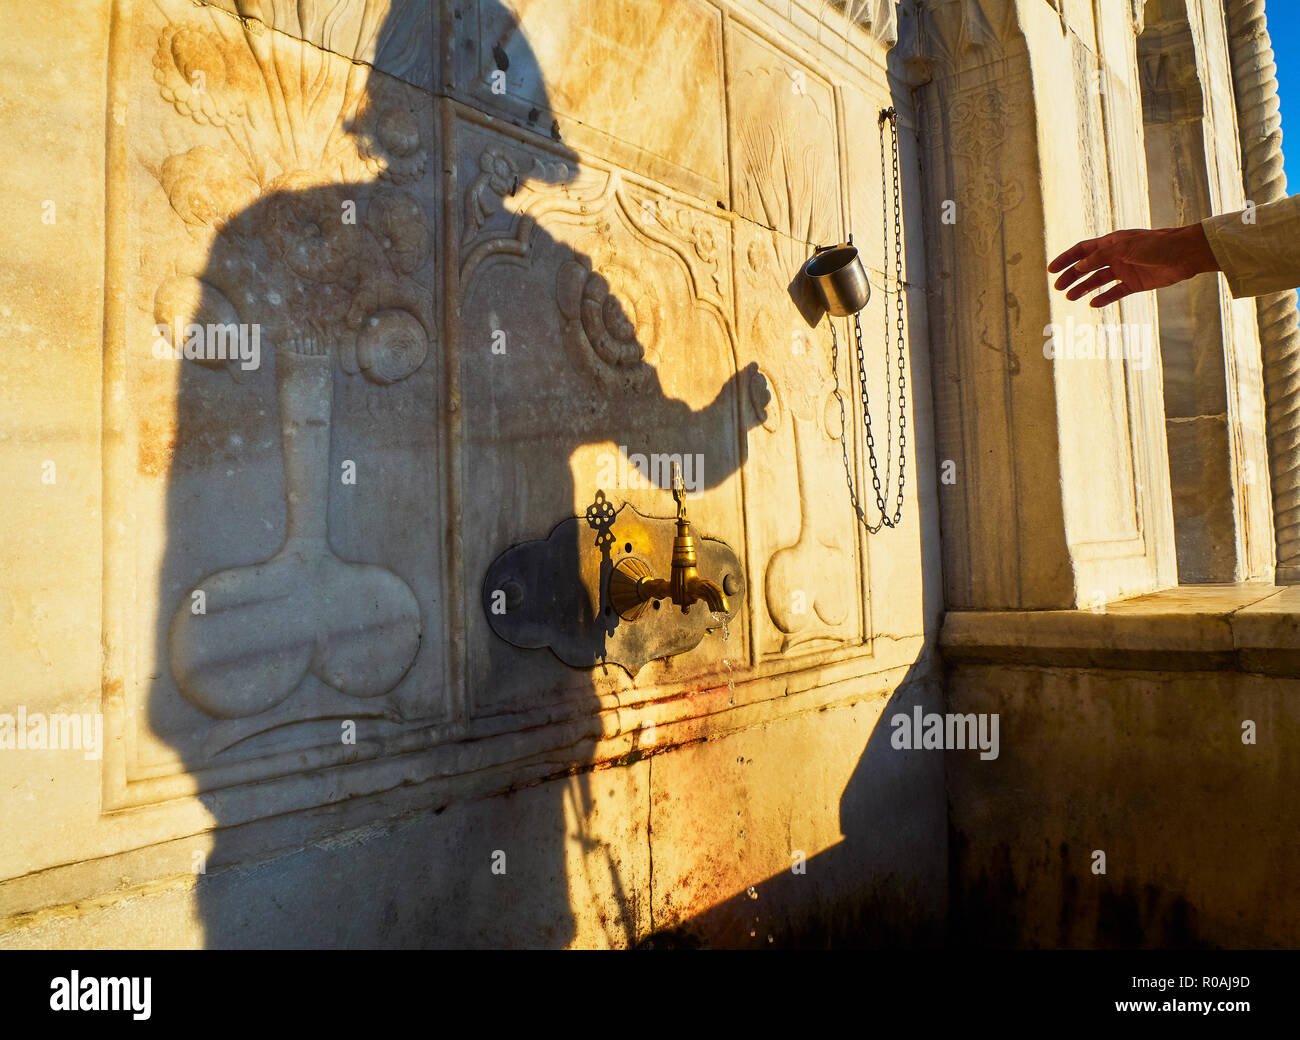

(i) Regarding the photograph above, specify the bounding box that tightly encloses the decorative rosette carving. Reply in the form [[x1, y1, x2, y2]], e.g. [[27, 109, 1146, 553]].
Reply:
[[557, 256, 660, 393], [260, 171, 363, 283], [353, 309, 428, 385], [353, 101, 427, 186], [365, 189, 431, 275], [342, 277, 433, 386]]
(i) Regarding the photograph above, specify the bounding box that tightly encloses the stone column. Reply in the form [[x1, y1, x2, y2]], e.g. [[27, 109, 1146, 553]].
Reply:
[[1225, 0, 1300, 583], [1137, 0, 1273, 583], [902, 0, 1178, 609]]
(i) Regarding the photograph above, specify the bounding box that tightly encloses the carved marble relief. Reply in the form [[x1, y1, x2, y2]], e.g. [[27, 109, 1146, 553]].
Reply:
[[791, 0, 899, 48], [101, 0, 906, 808], [948, 88, 1024, 258], [451, 113, 747, 714], [115, 0, 445, 787], [728, 25, 868, 659], [910, 0, 1046, 606], [907, 0, 1009, 79], [201, 0, 435, 91], [451, 0, 728, 202], [912, 0, 1172, 608]]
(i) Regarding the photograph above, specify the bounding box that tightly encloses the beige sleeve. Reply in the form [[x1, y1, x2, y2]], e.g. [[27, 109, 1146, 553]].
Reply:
[[1201, 193, 1300, 298]]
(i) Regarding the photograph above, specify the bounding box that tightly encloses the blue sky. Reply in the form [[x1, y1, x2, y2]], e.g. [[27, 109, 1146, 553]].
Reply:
[[1273, 4, 1297, 190]]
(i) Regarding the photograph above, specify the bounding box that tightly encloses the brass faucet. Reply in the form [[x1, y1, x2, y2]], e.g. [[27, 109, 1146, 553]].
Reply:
[[609, 471, 730, 620]]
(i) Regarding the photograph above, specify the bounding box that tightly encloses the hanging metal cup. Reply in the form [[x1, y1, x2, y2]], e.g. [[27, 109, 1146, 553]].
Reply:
[[803, 242, 871, 317]]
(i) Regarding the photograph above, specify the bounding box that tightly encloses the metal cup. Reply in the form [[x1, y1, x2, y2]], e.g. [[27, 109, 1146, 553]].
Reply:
[[803, 242, 871, 317]]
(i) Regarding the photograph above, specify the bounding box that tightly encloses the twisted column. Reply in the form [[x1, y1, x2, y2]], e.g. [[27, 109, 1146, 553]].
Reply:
[[1225, 0, 1300, 582]]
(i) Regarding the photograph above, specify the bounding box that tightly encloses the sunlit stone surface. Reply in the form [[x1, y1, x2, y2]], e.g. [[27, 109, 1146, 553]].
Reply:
[[0, 0, 1294, 948]]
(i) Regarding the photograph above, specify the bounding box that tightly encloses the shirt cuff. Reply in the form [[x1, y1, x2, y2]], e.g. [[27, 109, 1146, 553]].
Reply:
[[1201, 212, 1249, 299]]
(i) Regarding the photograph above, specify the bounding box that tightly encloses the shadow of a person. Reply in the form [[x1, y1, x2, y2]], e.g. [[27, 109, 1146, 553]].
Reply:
[[146, 0, 766, 947]]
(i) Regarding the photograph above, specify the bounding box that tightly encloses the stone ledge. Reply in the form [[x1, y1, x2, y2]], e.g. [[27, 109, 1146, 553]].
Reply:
[[940, 584, 1300, 675]]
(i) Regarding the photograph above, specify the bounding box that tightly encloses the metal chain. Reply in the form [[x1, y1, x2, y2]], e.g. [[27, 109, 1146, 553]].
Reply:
[[878, 105, 893, 515], [830, 318, 883, 534], [829, 107, 907, 533], [890, 105, 907, 525]]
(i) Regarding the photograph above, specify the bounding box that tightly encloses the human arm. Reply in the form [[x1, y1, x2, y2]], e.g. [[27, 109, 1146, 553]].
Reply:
[[1049, 195, 1300, 306], [1048, 223, 1220, 308]]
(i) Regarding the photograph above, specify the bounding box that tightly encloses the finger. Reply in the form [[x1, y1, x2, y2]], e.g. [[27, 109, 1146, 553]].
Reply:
[[1052, 250, 1107, 290], [1048, 241, 1088, 272], [1091, 282, 1133, 308], [1048, 237, 1103, 273], [1064, 268, 1117, 302], [1071, 248, 1109, 277]]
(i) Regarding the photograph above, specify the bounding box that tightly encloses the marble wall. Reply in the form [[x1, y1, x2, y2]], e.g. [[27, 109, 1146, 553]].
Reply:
[[0, 0, 944, 947], [1, 0, 1281, 949], [930, 0, 1292, 949]]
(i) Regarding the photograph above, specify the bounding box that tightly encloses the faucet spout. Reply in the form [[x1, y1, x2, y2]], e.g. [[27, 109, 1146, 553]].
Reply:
[[606, 467, 735, 620], [685, 576, 728, 614]]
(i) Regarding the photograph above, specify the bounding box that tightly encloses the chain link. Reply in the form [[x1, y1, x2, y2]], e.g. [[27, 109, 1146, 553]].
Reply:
[[829, 107, 907, 533]]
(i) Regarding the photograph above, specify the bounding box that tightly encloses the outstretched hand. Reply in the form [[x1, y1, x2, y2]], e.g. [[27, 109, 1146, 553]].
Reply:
[[1049, 224, 1220, 307], [736, 360, 770, 429]]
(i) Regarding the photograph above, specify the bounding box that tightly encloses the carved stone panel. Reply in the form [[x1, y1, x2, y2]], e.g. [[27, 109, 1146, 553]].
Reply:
[[449, 0, 728, 203], [201, 0, 436, 91], [788, 0, 899, 48], [452, 111, 747, 715], [1055, 34, 1145, 558], [727, 24, 870, 660], [914, 0, 1177, 608], [107, 0, 447, 802], [916, 0, 1074, 609]]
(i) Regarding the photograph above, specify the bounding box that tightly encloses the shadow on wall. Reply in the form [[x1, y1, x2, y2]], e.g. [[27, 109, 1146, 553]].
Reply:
[[147, 0, 765, 947], [637, 58, 946, 950], [145, 0, 940, 948], [637, 667, 945, 950]]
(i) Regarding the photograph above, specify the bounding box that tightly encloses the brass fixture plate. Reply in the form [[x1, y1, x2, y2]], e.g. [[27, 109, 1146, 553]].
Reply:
[[483, 501, 745, 677]]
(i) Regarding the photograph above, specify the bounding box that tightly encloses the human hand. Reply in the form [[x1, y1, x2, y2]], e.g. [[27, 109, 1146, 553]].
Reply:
[[1049, 224, 1220, 307]]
